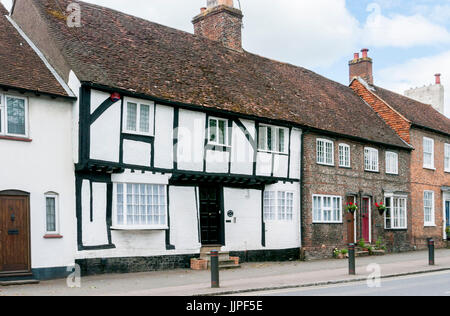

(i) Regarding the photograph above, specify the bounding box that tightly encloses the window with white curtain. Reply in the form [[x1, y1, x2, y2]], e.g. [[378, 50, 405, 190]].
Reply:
[[123, 97, 154, 136], [0, 95, 28, 137], [386, 151, 399, 175], [445, 143, 450, 172], [258, 125, 287, 154], [423, 137, 434, 169], [424, 191, 435, 226], [384, 195, 407, 229], [312, 195, 342, 223], [364, 147, 379, 172], [339, 144, 350, 168], [317, 139, 334, 166], [264, 191, 294, 221], [114, 183, 167, 228]]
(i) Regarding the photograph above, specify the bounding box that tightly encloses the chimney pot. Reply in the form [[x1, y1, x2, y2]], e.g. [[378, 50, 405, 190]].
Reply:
[[361, 48, 369, 58], [435, 73, 441, 85], [200, 7, 207, 13], [354, 53, 360, 60]]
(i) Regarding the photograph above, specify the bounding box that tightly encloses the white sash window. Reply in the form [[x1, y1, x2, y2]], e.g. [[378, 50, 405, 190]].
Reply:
[[445, 143, 450, 172], [384, 195, 407, 229], [114, 183, 167, 229], [386, 151, 399, 175], [424, 191, 435, 226], [364, 147, 379, 172], [317, 139, 334, 166], [339, 143, 350, 168], [423, 137, 434, 169], [0, 95, 28, 137]]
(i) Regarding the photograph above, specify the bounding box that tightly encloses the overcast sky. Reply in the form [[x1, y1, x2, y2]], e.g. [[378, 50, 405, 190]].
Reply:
[[2, 0, 449, 117]]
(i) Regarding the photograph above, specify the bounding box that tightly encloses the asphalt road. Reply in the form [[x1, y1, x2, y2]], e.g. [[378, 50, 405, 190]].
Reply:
[[246, 271, 450, 296]]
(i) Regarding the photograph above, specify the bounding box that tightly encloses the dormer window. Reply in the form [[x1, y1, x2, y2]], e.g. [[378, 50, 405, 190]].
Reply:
[[0, 95, 28, 138], [123, 97, 154, 136]]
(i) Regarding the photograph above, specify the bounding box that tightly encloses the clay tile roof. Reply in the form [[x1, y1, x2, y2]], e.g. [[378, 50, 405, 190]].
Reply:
[[32, 0, 409, 148], [0, 3, 69, 97], [373, 86, 450, 136]]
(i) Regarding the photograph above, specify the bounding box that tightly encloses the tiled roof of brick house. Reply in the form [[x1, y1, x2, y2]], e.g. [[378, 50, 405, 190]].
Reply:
[[372, 86, 450, 136], [25, 0, 410, 148], [0, 3, 69, 97]]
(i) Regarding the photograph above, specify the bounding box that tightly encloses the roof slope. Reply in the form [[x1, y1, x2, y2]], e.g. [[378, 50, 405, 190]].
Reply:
[[0, 3, 69, 97], [373, 86, 450, 136], [31, 0, 408, 148]]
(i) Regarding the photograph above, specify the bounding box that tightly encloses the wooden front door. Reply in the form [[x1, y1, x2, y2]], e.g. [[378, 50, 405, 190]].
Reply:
[[199, 186, 223, 245], [361, 197, 371, 243], [346, 196, 356, 244], [0, 195, 31, 275]]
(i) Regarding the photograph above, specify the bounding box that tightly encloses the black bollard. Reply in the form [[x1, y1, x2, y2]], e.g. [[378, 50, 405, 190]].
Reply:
[[428, 239, 435, 266], [211, 250, 220, 288], [348, 243, 356, 275]]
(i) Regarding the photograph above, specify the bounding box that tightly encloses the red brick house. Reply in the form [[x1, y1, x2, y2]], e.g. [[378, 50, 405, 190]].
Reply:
[[350, 49, 450, 249]]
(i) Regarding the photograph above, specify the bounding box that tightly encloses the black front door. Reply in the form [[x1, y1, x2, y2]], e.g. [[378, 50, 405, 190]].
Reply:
[[199, 186, 223, 245]]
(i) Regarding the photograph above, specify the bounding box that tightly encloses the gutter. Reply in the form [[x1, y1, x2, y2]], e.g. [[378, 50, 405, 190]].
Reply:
[[0, 83, 77, 101]]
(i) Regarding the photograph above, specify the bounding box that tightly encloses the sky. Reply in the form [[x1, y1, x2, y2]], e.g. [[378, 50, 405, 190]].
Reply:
[[1, 0, 449, 117]]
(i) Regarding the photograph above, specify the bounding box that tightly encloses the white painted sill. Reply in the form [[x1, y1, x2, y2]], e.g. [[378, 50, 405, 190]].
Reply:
[[111, 226, 169, 231], [423, 166, 436, 171], [424, 224, 436, 227]]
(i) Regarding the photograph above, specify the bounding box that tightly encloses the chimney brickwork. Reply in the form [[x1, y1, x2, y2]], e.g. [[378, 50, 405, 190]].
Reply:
[[349, 49, 373, 85], [192, 0, 243, 51]]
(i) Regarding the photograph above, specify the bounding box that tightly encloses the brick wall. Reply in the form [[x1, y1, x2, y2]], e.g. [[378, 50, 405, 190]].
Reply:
[[409, 128, 450, 249], [302, 132, 412, 259], [350, 79, 411, 144]]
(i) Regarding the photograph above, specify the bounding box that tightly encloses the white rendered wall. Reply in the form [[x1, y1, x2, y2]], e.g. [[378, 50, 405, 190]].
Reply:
[[89, 90, 121, 162], [154, 104, 174, 169], [0, 93, 76, 269], [177, 109, 205, 171]]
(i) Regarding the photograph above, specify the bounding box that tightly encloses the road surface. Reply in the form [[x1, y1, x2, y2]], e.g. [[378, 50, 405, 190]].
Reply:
[[240, 271, 450, 296]]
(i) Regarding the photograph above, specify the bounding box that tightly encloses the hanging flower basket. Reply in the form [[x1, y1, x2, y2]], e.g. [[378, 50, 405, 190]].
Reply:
[[375, 203, 386, 215], [345, 202, 358, 214]]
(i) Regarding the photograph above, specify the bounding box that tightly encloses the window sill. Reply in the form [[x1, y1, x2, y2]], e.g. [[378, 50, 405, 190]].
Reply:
[[384, 228, 407, 231], [44, 234, 63, 239], [312, 222, 343, 225], [339, 165, 352, 169], [0, 135, 32, 142], [386, 173, 399, 176], [258, 149, 288, 156], [424, 224, 436, 228], [111, 226, 169, 231], [316, 162, 335, 167], [364, 169, 380, 173], [423, 166, 436, 171]]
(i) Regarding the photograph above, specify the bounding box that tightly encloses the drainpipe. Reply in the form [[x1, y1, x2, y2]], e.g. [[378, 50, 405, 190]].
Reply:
[[299, 129, 306, 260]]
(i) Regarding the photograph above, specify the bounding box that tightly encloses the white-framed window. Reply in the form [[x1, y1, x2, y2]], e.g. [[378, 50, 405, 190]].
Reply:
[[114, 183, 167, 229], [424, 191, 435, 226], [123, 97, 154, 136], [338, 143, 350, 168], [208, 117, 228, 146], [423, 137, 435, 169], [0, 95, 28, 137], [445, 143, 450, 172], [45, 193, 59, 234], [312, 195, 342, 224], [364, 147, 379, 172], [384, 195, 407, 229], [385, 151, 399, 175], [316, 139, 334, 166], [263, 191, 294, 221], [258, 124, 288, 154]]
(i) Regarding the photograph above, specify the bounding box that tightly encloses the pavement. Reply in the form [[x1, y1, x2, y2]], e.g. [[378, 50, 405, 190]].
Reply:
[[0, 249, 449, 296]]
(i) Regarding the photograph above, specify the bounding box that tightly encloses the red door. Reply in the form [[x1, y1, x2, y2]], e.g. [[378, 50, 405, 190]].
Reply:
[[361, 198, 370, 243]]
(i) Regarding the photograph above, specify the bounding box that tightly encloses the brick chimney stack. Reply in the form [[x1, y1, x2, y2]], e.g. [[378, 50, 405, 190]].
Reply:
[[192, 0, 243, 51], [349, 49, 374, 85]]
